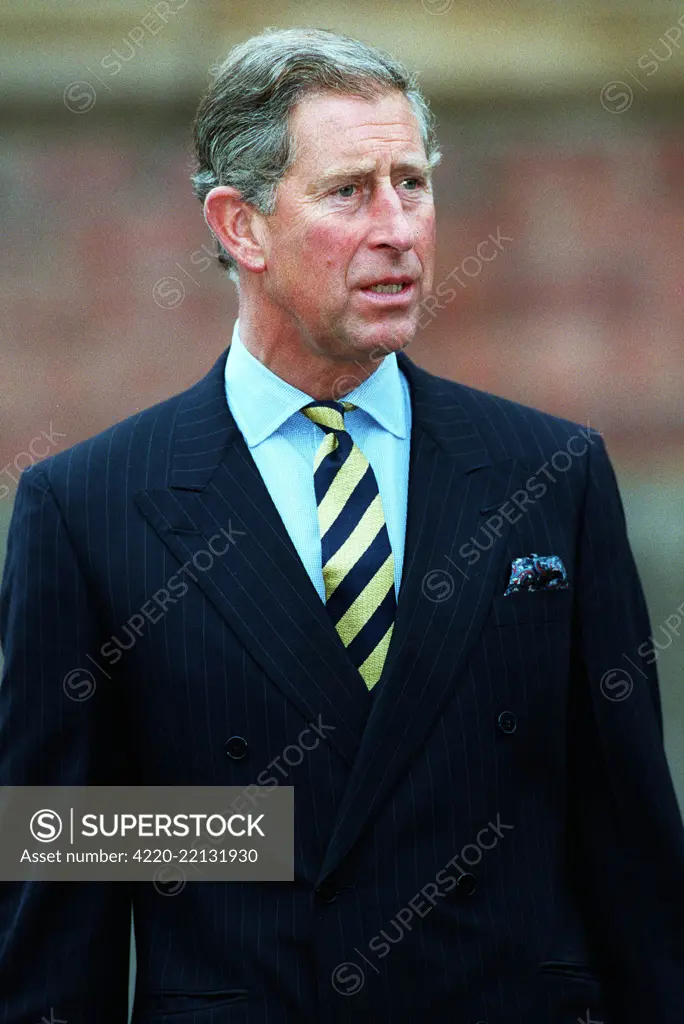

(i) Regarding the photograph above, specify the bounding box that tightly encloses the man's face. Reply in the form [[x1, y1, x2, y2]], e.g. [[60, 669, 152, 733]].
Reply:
[[254, 89, 436, 365]]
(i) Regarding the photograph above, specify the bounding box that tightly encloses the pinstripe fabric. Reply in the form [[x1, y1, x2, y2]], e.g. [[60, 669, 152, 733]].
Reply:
[[1, 347, 683, 1024], [300, 400, 396, 689]]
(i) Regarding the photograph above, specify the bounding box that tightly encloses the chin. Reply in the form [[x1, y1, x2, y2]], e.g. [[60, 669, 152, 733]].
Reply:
[[356, 320, 416, 355]]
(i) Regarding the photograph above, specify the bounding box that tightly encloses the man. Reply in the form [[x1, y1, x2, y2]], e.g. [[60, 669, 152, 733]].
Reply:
[[1, 26, 683, 1024]]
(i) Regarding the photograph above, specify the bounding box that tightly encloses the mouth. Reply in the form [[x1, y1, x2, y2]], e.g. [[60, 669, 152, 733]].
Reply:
[[358, 281, 416, 304]]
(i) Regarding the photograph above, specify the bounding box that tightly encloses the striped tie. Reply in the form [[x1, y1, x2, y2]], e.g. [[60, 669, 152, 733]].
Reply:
[[301, 400, 396, 690]]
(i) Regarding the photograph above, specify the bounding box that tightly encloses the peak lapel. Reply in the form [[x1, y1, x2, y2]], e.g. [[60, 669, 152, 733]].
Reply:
[[317, 350, 526, 881], [134, 347, 373, 769]]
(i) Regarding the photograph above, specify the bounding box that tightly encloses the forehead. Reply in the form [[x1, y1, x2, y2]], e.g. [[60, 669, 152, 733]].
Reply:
[[288, 90, 426, 173]]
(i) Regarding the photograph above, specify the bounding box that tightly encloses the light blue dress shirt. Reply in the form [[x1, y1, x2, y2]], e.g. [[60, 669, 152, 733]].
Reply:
[[223, 319, 411, 603]]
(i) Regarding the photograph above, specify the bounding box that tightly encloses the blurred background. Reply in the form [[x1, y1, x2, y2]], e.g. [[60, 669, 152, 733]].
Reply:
[[1, 0, 683, 1014]]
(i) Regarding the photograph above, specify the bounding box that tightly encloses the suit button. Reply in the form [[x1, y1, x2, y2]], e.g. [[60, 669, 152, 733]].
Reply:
[[497, 711, 516, 734], [225, 735, 248, 760], [456, 872, 477, 896], [315, 881, 339, 903]]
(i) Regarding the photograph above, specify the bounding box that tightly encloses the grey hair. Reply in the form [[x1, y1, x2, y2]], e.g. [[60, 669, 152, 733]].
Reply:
[[190, 27, 442, 287]]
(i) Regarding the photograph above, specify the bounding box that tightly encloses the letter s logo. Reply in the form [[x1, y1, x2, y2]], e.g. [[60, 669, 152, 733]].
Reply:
[[30, 809, 63, 842]]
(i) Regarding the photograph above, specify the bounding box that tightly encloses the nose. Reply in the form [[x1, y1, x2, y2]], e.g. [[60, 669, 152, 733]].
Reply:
[[366, 182, 416, 253]]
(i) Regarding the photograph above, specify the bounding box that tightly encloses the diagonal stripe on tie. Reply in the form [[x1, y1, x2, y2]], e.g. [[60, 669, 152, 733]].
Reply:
[[325, 524, 391, 620], [355, 619, 395, 689], [357, 621, 394, 689], [334, 551, 395, 643], [323, 492, 385, 600], [301, 399, 397, 690], [317, 447, 370, 538], [344, 573, 396, 688]]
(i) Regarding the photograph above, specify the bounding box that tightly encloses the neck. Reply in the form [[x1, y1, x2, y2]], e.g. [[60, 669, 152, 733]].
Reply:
[[235, 296, 391, 401]]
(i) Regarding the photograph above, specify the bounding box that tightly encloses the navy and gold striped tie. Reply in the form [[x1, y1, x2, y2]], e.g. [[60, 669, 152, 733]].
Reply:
[[301, 400, 396, 690]]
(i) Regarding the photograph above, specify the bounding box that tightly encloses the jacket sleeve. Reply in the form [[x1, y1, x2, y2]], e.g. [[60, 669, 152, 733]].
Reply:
[[0, 465, 132, 1023], [566, 432, 684, 1023]]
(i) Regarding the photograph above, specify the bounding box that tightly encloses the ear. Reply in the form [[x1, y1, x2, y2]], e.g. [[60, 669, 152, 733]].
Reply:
[[203, 185, 266, 274]]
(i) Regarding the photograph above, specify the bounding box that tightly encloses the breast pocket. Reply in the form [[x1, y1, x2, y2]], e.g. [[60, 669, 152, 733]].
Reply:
[[488, 585, 574, 628], [537, 961, 609, 1023], [134, 988, 249, 1021]]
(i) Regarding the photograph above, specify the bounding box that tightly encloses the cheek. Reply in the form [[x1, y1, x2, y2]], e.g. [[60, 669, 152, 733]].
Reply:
[[418, 214, 436, 284], [420, 209, 436, 250], [300, 223, 353, 276]]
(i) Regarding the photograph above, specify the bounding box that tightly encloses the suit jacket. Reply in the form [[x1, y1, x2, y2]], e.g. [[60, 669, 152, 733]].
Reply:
[[1, 346, 683, 1024]]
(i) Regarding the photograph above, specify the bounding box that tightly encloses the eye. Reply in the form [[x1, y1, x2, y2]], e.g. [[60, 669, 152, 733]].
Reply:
[[331, 177, 427, 199]]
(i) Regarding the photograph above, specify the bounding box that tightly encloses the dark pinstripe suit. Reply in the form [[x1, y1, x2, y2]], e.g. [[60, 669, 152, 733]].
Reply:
[[1, 347, 683, 1023]]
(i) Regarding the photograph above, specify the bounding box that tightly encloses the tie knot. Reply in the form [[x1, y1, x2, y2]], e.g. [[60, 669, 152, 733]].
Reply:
[[301, 399, 356, 433]]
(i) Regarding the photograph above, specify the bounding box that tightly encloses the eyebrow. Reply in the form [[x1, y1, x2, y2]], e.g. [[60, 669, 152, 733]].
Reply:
[[307, 159, 433, 194]]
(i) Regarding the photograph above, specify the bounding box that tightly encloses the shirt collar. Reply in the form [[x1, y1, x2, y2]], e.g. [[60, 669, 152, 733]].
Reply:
[[224, 318, 409, 448]]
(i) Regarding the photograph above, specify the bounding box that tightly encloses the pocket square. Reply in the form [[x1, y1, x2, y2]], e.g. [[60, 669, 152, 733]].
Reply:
[[504, 554, 569, 595]]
